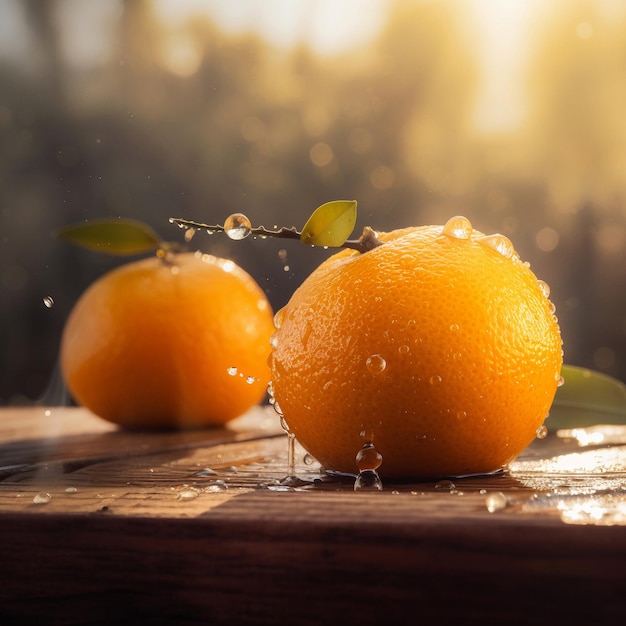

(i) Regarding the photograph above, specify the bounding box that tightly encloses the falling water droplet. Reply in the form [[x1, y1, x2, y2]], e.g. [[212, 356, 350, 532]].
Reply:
[[43, 296, 54, 308], [485, 491, 508, 513], [33, 492, 52, 505], [224, 213, 252, 240], [354, 441, 383, 491], [356, 442, 383, 471], [365, 354, 387, 375], [536, 424, 548, 439], [442, 216, 473, 240], [286, 431, 296, 479]]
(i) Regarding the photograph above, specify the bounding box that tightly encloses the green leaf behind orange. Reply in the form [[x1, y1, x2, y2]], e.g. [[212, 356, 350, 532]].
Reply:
[[56, 219, 162, 255], [549, 364, 626, 429]]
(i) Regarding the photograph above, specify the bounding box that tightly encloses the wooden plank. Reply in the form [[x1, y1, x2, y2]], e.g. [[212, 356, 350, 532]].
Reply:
[[1, 407, 626, 624], [0, 492, 625, 625]]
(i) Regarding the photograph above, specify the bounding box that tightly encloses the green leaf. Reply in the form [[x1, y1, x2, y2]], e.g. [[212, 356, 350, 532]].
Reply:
[[548, 364, 626, 429], [56, 219, 162, 255], [300, 200, 357, 247]]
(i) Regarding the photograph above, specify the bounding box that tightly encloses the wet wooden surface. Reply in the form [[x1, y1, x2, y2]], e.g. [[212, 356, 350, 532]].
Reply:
[[1, 406, 626, 625]]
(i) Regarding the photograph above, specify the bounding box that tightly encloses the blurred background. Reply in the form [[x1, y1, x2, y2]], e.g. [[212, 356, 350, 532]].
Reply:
[[1, 0, 625, 405]]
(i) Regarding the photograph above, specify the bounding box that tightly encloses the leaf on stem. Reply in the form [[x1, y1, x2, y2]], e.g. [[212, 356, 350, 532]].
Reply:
[[300, 200, 357, 247], [549, 364, 626, 429], [56, 219, 162, 255]]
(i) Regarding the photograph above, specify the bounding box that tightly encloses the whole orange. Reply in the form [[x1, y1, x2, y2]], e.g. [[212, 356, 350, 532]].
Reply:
[[270, 216, 563, 478], [61, 251, 274, 429]]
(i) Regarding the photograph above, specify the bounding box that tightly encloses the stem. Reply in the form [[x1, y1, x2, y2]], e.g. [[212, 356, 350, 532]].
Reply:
[[168, 218, 384, 254]]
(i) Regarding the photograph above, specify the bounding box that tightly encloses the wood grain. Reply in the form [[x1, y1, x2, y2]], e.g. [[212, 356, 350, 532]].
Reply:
[[1, 407, 625, 625]]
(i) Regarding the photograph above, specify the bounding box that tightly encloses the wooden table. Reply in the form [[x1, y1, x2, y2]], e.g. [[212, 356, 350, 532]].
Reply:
[[1, 406, 625, 625]]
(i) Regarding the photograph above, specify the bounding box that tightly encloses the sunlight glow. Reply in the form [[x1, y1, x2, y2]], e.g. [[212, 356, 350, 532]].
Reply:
[[465, 0, 541, 133], [152, 0, 388, 56]]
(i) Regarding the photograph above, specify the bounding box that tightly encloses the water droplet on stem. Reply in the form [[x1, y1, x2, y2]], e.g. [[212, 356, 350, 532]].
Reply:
[[224, 213, 252, 240]]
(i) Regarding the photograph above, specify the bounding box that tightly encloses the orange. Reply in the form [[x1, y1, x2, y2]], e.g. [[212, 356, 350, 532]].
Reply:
[[61, 251, 274, 429], [269, 216, 563, 478]]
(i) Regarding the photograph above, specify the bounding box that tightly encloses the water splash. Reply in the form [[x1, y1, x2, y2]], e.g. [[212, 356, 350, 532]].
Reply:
[[43, 296, 54, 308]]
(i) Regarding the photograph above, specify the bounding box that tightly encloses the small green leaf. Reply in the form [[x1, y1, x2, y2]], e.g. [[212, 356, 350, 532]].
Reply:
[[548, 364, 626, 429], [300, 200, 357, 247], [56, 219, 162, 255]]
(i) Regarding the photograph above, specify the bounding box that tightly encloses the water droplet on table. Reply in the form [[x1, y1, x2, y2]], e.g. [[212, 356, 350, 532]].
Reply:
[[435, 479, 456, 491], [33, 492, 52, 505], [178, 488, 200, 501], [485, 491, 508, 513], [205, 481, 228, 493], [195, 467, 218, 477]]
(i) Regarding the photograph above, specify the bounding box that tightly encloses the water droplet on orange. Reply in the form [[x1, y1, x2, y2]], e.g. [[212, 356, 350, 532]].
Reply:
[[479, 234, 517, 259], [442, 215, 473, 240], [366, 354, 387, 374], [537, 279, 551, 299]]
